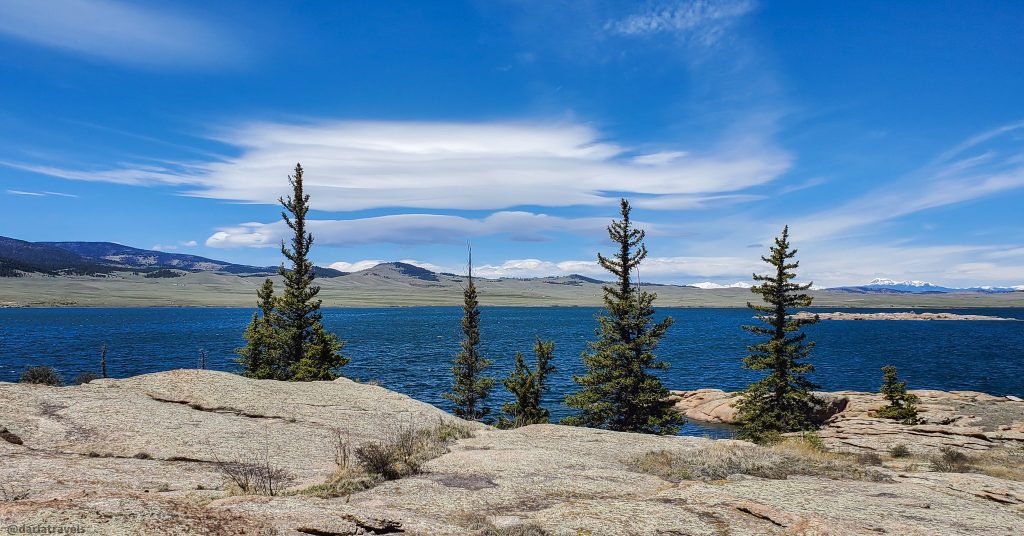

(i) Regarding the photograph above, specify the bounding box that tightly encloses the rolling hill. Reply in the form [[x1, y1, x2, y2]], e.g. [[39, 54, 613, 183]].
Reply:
[[0, 236, 344, 277]]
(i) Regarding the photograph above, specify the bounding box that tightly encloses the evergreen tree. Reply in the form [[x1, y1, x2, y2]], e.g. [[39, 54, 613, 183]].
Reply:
[[498, 337, 556, 428], [292, 323, 348, 381], [100, 344, 107, 379], [876, 365, 920, 424], [274, 163, 348, 380], [442, 250, 495, 421], [236, 278, 282, 379], [736, 226, 819, 443], [563, 199, 679, 435]]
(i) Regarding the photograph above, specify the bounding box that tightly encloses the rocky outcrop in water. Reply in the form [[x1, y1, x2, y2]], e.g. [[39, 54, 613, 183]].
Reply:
[[793, 311, 1018, 321], [2, 371, 1023, 535]]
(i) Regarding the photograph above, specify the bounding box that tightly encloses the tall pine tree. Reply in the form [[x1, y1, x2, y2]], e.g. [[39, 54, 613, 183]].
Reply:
[[238, 163, 348, 381], [498, 337, 556, 429], [736, 226, 819, 442], [442, 249, 495, 421], [563, 199, 679, 435]]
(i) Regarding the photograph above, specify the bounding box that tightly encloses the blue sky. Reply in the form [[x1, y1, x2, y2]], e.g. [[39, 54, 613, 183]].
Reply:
[[1, 0, 1022, 287]]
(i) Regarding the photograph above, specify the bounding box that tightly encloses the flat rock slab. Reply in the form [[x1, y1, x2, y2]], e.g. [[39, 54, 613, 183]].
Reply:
[[3, 371, 1024, 534]]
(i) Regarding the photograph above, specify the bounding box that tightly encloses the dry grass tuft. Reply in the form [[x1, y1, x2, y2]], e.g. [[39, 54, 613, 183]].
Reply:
[[296, 419, 475, 499], [451, 512, 551, 536], [931, 447, 972, 473], [630, 439, 891, 483], [888, 444, 911, 458], [962, 445, 1024, 481], [212, 440, 294, 496], [354, 418, 473, 481]]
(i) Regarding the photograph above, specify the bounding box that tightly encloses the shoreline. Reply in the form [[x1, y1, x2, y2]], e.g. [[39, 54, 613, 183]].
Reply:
[[794, 311, 1020, 321], [4, 303, 1024, 310]]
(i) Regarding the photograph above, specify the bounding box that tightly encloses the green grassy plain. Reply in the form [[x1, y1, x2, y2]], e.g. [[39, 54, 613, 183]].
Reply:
[[2, 271, 1022, 308]]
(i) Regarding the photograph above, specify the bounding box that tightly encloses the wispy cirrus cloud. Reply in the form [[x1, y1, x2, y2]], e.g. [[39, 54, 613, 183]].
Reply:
[[4, 119, 791, 212], [5, 189, 78, 198], [0, 0, 241, 67], [605, 0, 756, 45], [792, 121, 1024, 241]]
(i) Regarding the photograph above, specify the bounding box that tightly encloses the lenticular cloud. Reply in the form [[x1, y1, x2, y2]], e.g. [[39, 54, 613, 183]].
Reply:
[[10, 119, 790, 213]]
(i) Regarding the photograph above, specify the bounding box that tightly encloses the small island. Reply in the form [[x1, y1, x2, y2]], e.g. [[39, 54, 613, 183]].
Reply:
[[793, 311, 1019, 321]]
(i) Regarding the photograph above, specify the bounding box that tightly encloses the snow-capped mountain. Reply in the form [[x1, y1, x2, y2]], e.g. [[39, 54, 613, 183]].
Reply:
[[688, 281, 753, 290], [832, 279, 1024, 294], [863, 279, 955, 293]]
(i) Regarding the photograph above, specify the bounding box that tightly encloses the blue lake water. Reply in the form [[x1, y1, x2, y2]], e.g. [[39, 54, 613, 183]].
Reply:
[[2, 307, 1023, 437]]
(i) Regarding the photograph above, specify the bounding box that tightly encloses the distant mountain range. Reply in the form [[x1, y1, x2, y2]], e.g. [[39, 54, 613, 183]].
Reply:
[[0, 236, 344, 277], [2, 235, 1020, 293], [831, 278, 1024, 294]]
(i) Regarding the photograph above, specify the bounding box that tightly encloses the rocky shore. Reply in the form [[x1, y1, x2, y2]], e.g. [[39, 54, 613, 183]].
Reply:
[[2, 371, 1023, 535], [793, 311, 1018, 321], [670, 388, 1024, 454]]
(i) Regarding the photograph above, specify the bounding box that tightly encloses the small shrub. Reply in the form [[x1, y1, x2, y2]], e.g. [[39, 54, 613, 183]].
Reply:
[[801, 431, 826, 451], [932, 447, 972, 473], [355, 442, 405, 480], [354, 419, 473, 481], [20, 366, 63, 386], [215, 454, 294, 496], [876, 365, 920, 424], [889, 444, 911, 458], [74, 372, 101, 385], [133, 452, 152, 460]]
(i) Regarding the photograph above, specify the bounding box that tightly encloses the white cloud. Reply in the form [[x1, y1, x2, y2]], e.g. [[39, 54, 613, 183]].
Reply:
[[470, 255, 759, 280], [206, 211, 669, 248], [629, 193, 764, 210], [605, 0, 756, 45], [632, 151, 688, 165], [180, 240, 198, 248], [5, 120, 791, 212], [329, 260, 385, 272], [0, 0, 240, 67], [5, 189, 77, 197], [151, 244, 176, 252]]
